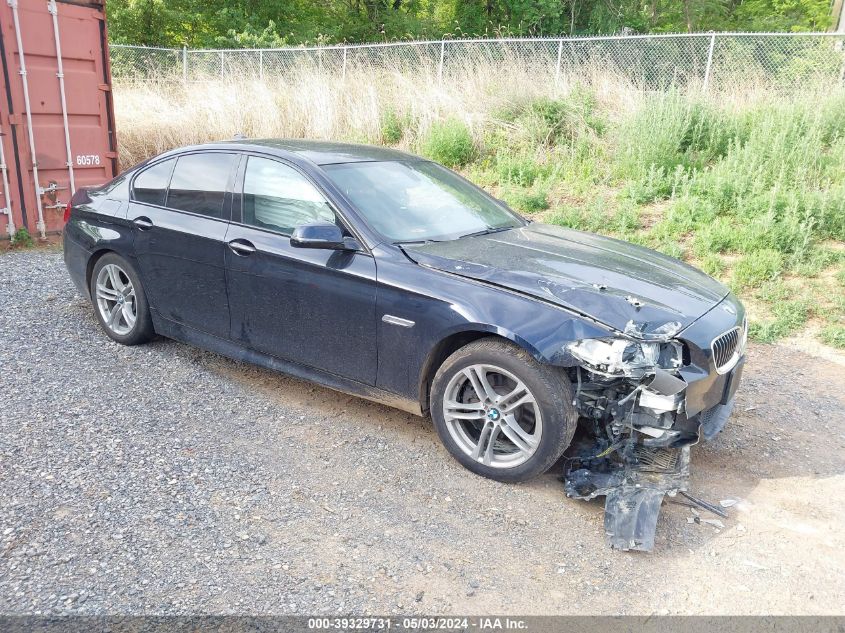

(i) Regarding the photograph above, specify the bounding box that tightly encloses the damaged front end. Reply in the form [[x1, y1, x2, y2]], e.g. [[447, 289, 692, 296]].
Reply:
[[561, 319, 745, 552]]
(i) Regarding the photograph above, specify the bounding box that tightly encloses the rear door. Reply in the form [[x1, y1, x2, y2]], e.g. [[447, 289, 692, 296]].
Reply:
[[129, 151, 237, 339], [224, 154, 378, 384]]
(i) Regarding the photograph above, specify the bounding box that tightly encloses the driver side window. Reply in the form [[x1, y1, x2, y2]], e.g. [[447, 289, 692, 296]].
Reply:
[[242, 156, 335, 235]]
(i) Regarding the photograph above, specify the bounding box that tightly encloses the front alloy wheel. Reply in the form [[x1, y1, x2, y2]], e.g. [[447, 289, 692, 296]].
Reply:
[[431, 337, 577, 483], [443, 363, 542, 469]]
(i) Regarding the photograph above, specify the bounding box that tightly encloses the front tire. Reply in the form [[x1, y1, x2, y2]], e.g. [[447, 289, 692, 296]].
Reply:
[[430, 337, 577, 483], [90, 253, 154, 346]]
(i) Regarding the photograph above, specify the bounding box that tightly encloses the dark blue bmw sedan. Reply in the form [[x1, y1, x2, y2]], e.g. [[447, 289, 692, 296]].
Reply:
[[63, 140, 746, 485]]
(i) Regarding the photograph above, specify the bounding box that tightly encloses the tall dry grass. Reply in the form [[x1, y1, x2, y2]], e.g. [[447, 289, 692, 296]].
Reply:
[[113, 61, 645, 166], [112, 63, 845, 347]]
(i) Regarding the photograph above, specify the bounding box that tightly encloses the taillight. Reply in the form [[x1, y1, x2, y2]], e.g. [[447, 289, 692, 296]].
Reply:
[[63, 201, 72, 223]]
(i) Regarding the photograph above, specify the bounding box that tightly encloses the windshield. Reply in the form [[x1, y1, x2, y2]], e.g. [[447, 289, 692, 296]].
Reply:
[[322, 160, 523, 243]]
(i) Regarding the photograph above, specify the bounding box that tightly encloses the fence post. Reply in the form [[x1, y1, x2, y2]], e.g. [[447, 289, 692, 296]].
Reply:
[[703, 32, 716, 92], [259, 49, 264, 81], [182, 46, 187, 83], [342, 46, 348, 80], [555, 39, 563, 86], [438, 40, 445, 85], [220, 50, 225, 78]]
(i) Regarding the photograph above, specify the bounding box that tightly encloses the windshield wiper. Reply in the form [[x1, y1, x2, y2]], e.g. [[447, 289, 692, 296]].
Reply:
[[394, 238, 443, 245], [457, 226, 514, 240]]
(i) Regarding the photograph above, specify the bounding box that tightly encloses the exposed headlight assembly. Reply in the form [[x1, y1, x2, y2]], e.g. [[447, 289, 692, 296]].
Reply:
[[566, 337, 683, 378]]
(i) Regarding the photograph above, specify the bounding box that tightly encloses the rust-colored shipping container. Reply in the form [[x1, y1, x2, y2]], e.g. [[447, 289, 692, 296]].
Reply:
[[0, 0, 117, 239]]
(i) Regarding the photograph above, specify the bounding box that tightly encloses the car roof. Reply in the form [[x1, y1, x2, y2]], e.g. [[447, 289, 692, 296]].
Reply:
[[171, 139, 420, 166]]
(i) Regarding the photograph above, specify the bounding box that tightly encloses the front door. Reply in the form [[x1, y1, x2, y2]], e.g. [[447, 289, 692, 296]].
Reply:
[[224, 155, 378, 384], [130, 152, 237, 339]]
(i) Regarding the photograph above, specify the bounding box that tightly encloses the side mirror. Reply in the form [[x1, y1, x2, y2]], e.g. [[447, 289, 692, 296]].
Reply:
[[290, 222, 346, 250]]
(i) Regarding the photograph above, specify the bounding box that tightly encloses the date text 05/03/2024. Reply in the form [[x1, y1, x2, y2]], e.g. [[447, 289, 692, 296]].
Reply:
[[307, 617, 528, 630]]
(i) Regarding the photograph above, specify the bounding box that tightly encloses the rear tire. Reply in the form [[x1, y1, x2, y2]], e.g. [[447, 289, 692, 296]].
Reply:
[[430, 337, 577, 483], [90, 253, 154, 346]]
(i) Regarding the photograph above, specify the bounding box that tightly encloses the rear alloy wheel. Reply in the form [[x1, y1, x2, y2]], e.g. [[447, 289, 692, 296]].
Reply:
[[95, 263, 137, 336], [431, 338, 577, 483], [90, 253, 154, 345]]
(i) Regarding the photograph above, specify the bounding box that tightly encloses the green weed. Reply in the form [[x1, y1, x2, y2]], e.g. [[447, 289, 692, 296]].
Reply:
[[421, 118, 476, 167], [732, 249, 784, 290], [748, 300, 809, 342], [11, 227, 34, 248], [699, 253, 725, 278], [504, 186, 549, 213], [380, 109, 405, 144], [495, 153, 545, 187], [820, 325, 845, 349]]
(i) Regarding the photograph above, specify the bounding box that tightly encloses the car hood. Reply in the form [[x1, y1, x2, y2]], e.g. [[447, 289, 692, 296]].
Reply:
[[403, 223, 729, 337]]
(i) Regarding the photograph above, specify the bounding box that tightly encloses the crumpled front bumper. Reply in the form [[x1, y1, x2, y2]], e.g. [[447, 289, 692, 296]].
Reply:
[[635, 355, 745, 448], [563, 352, 745, 552]]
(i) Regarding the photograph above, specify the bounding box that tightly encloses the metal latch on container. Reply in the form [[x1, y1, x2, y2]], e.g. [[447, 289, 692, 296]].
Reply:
[[39, 181, 67, 199], [40, 180, 69, 211]]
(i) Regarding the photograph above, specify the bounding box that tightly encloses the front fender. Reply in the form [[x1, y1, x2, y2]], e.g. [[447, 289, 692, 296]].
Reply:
[[373, 246, 613, 403]]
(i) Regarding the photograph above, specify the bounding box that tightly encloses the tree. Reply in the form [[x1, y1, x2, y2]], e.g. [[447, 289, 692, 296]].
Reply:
[[104, 0, 838, 47]]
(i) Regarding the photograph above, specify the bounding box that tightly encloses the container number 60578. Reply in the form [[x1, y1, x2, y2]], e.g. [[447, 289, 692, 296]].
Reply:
[[75, 154, 101, 166]]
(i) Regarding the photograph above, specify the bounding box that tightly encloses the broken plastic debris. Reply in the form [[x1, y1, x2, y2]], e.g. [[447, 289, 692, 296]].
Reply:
[[563, 441, 691, 552], [719, 499, 738, 508], [679, 491, 728, 518], [701, 518, 725, 529]]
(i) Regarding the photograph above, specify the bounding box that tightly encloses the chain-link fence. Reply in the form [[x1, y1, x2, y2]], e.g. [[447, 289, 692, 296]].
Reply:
[[110, 33, 845, 91]]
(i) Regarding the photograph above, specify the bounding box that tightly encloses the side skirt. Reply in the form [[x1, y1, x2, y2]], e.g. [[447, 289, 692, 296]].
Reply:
[[151, 311, 423, 417]]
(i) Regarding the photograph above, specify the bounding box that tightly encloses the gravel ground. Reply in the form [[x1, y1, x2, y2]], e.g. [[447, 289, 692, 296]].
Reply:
[[1, 248, 844, 615]]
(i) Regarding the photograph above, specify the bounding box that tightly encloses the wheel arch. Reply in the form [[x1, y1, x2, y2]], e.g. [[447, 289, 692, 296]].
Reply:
[[85, 248, 116, 298], [417, 326, 544, 414]]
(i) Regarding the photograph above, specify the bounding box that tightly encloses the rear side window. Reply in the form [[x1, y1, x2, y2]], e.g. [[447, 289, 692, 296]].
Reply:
[[167, 153, 236, 219], [242, 156, 335, 234], [133, 159, 175, 206]]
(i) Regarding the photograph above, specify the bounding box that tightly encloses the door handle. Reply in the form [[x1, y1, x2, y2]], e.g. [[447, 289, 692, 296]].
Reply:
[[228, 239, 256, 256], [133, 216, 153, 230]]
